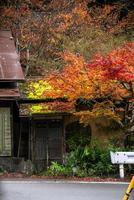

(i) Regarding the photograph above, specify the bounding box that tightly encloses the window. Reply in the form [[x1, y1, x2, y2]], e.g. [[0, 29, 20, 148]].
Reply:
[[0, 108, 11, 156], [65, 121, 91, 152]]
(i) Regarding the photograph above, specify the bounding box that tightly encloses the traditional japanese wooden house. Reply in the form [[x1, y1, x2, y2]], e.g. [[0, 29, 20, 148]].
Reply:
[[0, 31, 25, 171]]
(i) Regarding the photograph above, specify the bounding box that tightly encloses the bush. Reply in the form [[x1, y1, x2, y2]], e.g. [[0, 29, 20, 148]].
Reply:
[[63, 142, 119, 177], [0, 166, 4, 173], [46, 162, 65, 176], [44, 161, 72, 177]]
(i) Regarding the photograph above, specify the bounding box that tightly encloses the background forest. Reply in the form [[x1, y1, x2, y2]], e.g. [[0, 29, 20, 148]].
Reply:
[[0, 0, 134, 75], [0, 0, 134, 177]]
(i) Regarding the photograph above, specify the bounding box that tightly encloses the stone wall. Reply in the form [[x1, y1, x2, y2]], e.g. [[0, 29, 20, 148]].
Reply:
[[0, 157, 30, 173]]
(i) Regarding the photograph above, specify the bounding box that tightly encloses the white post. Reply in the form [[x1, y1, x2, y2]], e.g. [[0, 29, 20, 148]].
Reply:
[[119, 164, 124, 178]]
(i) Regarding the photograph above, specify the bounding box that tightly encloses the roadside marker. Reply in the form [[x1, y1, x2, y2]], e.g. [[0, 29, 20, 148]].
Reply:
[[122, 176, 134, 200]]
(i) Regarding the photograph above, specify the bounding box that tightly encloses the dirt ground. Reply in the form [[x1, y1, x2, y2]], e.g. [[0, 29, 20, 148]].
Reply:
[[0, 172, 131, 182]]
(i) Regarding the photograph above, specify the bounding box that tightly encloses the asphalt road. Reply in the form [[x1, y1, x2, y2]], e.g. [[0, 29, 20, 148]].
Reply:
[[0, 180, 133, 200]]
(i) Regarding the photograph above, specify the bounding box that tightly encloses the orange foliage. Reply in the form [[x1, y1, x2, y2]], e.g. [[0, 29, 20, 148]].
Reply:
[[45, 42, 134, 123], [47, 42, 134, 100]]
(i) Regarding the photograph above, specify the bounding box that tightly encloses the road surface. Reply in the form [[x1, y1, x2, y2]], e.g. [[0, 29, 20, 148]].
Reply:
[[0, 180, 133, 200]]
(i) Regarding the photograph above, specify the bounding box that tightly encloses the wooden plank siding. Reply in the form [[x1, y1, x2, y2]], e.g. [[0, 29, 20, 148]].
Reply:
[[0, 107, 11, 156]]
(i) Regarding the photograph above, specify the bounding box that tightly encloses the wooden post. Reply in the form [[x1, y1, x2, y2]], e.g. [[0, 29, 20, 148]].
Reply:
[[119, 164, 124, 178], [17, 118, 22, 158], [46, 142, 49, 169], [28, 117, 31, 160]]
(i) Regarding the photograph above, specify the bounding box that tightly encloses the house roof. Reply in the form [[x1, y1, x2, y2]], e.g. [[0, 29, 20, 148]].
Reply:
[[0, 88, 20, 98], [0, 82, 20, 98], [0, 30, 24, 81]]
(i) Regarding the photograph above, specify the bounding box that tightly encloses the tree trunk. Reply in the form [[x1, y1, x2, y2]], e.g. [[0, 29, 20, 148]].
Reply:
[[124, 102, 134, 147]]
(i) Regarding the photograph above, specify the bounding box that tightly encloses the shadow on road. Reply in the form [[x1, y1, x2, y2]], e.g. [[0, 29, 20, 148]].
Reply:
[[0, 181, 3, 200]]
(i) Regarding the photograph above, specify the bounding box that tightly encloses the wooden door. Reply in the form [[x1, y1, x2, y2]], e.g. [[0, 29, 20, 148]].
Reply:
[[35, 123, 48, 160], [48, 120, 62, 161], [34, 119, 63, 170]]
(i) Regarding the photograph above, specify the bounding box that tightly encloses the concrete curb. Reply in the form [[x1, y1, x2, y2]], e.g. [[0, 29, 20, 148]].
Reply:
[[0, 179, 130, 184]]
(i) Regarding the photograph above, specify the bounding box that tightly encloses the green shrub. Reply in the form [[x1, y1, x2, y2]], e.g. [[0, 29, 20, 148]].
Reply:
[[47, 162, 65, 176], [63, 142, 119, 177], [44, 161, 72, 177], [0, 166, 4, 173]]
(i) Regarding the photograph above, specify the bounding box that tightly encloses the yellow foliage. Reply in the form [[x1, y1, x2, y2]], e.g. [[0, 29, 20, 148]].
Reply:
[[27, 80, 53, 99]]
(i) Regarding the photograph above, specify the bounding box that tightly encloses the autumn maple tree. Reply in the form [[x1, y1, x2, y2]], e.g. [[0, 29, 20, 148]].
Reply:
[[43, 42, 134, 145]]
